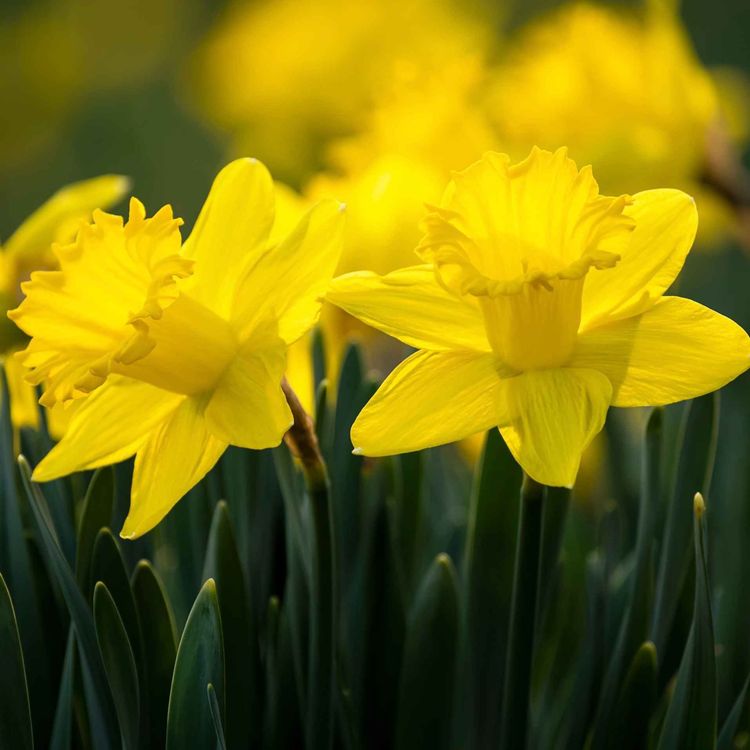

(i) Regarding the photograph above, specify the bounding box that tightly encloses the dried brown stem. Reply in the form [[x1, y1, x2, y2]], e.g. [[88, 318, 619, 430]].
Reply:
[[282, 377, 327, 486]]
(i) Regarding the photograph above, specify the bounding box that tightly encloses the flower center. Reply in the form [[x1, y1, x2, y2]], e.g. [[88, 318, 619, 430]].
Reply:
[[416, 148, 636, 372], [114, 293, 238, 396], [479, 275, 586, 371]]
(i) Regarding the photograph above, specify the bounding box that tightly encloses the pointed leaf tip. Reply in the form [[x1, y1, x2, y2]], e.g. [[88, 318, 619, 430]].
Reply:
[[694, 492, 706, 519]]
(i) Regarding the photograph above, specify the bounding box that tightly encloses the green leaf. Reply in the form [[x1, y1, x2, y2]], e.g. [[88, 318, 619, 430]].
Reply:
[[463, 429, 522, 748], [391, 451, 424, 598], [357, 489, 405, 750], [17, 456, 119, 748], [166, 579, 225, 750], [0, 371, 52, 742], [558, 551, 607, 750], [652, 394, 718, 658], [0, 572, 33, 750], [657, 493, 717, 750], [75, 468, 114, 590], [330, 344, 369, 575], [306, 474, 335, 750], [718, 675, 750, 750], [609, 641, 658, 750], [314, 378, 330, 448], [93, 582, 140, 750], [206, 684, 227, 750], [49, 628, 76, 750], [395, 554, 460, 750], [263, 596, 282, 746], [131, 561, 177, 750], [90, 529, 142, 662], [500, 475, 545, 750], [273, 445, 311, 719], [590, 408, 661, 748], [312, 326, 327, 391], [538, 485, 570, 613], [202, 501, 260, 748]]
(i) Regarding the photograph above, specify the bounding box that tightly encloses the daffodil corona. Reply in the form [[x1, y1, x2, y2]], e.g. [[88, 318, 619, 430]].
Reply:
[[0, 174, 130, 434], [327, 147, 750, 487], [11, 159, 344, 537]]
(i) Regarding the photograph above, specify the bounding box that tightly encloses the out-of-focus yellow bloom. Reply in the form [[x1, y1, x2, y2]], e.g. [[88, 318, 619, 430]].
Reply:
[[328, 148, 750, 487], [311, 155, 446, 277], [313, 60, 499, 276], [11, 159, 344, 537], [486, 2, 749, 246], [488, 3, 718, 193], [192, 0, 489, 180], [0, 175, 130, 434]]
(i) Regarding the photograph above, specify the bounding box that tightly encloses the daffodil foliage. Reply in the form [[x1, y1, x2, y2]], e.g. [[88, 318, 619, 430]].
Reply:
[[329, 147, 750, 486]]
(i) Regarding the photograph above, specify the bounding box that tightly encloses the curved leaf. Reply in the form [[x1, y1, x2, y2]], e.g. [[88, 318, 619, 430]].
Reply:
[[18, 456, 119, 748], [0, 572, 33, 750], [131, 560, 177, 749], [202, 501, 259, 748], [657, 493, 716, 750], [396, 554, 460, 750], [166, 579, 225, 750], [93, 582, 140, 750], [75, 468, 114, 590]]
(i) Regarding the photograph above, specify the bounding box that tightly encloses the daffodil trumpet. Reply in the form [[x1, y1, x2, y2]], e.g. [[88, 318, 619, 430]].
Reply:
[[327, 147, 750, 488], [10, 158, 345, 538], [0, 174, 131, 435]]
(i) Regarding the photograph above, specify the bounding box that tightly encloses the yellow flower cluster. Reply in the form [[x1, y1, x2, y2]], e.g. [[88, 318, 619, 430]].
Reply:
[[4, 0, 750, 536], [8, 147, 750, 534]]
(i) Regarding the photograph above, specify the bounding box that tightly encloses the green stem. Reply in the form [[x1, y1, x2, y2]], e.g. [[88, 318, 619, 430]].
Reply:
[[282, 379, 335, 750], [500, 474, 545, 750]]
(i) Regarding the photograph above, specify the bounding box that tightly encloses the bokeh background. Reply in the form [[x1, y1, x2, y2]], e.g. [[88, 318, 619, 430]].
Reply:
[[3, 0, 750, 717]]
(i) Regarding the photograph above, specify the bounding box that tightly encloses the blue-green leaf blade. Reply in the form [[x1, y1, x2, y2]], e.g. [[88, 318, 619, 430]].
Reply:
[[166, 579, 225, 750], [93, 582, 140, 750], [396, 554, 460, 750], [0, 572, 33, 750]]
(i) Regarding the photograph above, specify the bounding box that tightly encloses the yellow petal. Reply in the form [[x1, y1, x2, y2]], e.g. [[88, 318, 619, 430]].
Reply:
[[4, 355, 39, 430], [581, 189, 698, 328], [4, 174, 131, 262], [351, 350, 504, 456], [205, 327, 292, 449], [32, 376, 182, 481], [572, 296, 750, 407], [122, 397, 227, 539], [327, 266, 490, 352], [499, 368, 612, 488], [233, 198, 345, 344], [182, 158, 275, 317]]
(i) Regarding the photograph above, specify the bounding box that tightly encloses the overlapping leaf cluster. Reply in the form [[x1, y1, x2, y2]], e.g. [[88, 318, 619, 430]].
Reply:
[[0, 339, 747, 749]]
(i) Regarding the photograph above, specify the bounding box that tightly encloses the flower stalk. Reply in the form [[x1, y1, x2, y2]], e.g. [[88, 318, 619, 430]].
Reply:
[[500, 473, 545, 750], [282, 377, 335, 750]]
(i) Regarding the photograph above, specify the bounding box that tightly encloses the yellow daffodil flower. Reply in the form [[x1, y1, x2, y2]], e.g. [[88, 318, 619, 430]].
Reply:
[[0, 175, 130, 433], [485, 2, 750, 247], [327, 148, 750, 487], [487, 3, 718, 194], [10, 159, 344, 537], [192, 0, 489, 180]]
